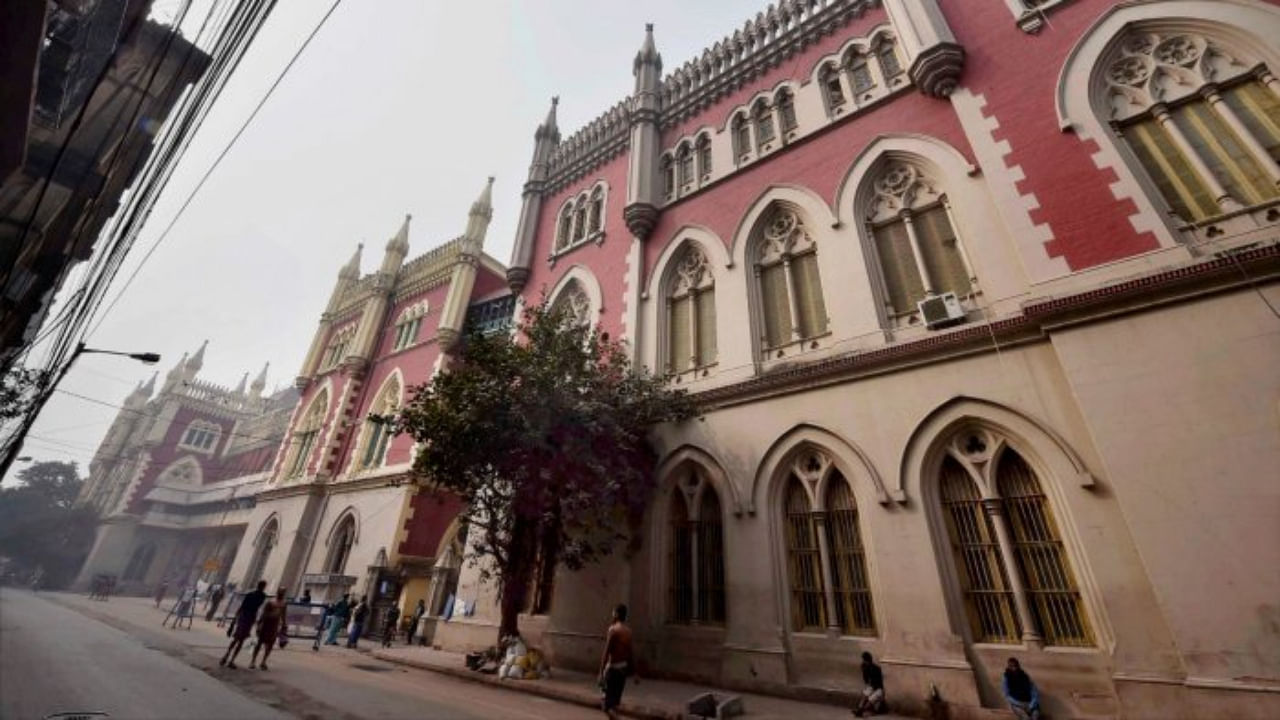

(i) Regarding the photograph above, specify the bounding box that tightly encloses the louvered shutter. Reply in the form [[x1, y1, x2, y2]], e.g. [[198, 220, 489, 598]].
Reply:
[[669, 296, 692, 373], [792, 252, 827, 339], [873, 220, 924, 315], [916, 206, 971, 297], [696, 289, 717, 366], [759, 264, 792, 348]]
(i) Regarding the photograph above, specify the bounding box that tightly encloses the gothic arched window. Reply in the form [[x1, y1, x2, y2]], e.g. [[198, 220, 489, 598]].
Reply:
[[326, 514, 356, 575], [937, 430, 1091, 646], [286, 389, 329, 478], [588, 185, 604, 234], [821, 61, 846, 112], [668, 466, 726, 624], [549, 280, 592, 330], [1101, 30, 1280, 222], [875, 38, 903, 81], [733, 113, 752, 160], [777, 88, 798, 135], [753, 99, 776, 149], [677, 142, 694, 187], [662, 154, 676, 197], [753, 206, 828, 353], [359, 376, 400, 470], [696, 133, 713, 179], [572, 199, 587, 242], [782, 449, 876, 635], [556, 207, 574, 251], [244, 518, 278, 586], [665, 244, 716, 375], [863, 160, 975, 322]]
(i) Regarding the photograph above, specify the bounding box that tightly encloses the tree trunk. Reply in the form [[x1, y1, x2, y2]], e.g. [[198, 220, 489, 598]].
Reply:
[[498, 513, 537, 641]]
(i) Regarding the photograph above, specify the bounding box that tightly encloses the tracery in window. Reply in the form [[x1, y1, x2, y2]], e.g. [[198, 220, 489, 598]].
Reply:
[[665, 244, 716, 376], [753, 206, 827, 353], [323, 325, 355, 369], [358, 375, 400, 471], [937, 429, 1091, 647], [393, 302, 427, 351], [783, 449, 875, 635], [286, 389, 329, 479], [863, 160, 975, 322], [549, 280, 592, 330], [668, 465, 726, 624], [1102, 30, 1280, 222]]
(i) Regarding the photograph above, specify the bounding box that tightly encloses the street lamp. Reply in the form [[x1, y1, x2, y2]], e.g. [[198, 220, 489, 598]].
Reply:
[[0, 343, 161, 480]]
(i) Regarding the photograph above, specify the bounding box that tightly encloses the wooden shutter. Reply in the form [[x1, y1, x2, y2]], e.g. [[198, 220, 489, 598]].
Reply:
[[1125, 117, 1217, 220], [1173, 101, 1272, 205], [998, 450, 1092, 647], [669, 296, 692, 373], [1224, 80, 1280, 164], [940, 457, 1021, 643], [916, 206, 971, 297], [792, 252, 827, 339], [873, 220, 925, 315], [759, 263, 792, 348], [696, 289, 717, 367]]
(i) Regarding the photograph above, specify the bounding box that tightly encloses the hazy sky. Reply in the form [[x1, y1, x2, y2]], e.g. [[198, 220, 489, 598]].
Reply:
[[8, 0, 755, 482]]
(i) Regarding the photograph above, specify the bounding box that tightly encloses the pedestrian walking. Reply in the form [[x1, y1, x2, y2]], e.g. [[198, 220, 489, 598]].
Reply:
[[205, 584, 226, 621], [154, 579, 169, 608], [381, 604, 401, 648], [852, 651, 886, 717], [249, 588, 288, 670], [313, 601, 330, 651], [220, 580, 268, 669], [324, 593, 350, 645], [406, 599, 426, 646], [1002, 658, 1043, 720], [347, 596, 368, 648], [597, 603, 634, 720]]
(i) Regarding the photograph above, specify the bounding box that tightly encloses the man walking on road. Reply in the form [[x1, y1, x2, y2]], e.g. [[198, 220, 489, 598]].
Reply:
[[249, 588, 287, 670], [347, 596, 368, 648], [381, 603, 401, 648], [324, 593, 350, 645], [220, 580, 267, 669], [598, 603, 634, 720]]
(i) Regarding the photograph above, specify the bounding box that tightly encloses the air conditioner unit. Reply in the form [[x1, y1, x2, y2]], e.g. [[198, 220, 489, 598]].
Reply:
[[917, 292, 967, 329]]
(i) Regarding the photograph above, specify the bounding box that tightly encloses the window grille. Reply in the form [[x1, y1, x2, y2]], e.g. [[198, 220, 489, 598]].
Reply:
[[824, 478, 876, 634], [669, 493, 694, 623], [997, 451, 1092, 646], [785, 479, 826, 630], [465, 295, 517, 337], [697, 489, 726, 624], [940, 457, 1021, 643]]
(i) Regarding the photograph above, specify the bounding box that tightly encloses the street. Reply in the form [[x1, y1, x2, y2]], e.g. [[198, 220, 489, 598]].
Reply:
[[0, 589, 600, 720]]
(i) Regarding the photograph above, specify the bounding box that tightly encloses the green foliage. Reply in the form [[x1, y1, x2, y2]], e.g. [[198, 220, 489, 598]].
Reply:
[[1, 367, 49, 422], [394, 299, 696, 635], [0, 461, 96, 588]]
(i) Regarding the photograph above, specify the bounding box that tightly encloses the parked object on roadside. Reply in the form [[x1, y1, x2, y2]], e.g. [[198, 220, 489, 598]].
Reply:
[[497, 634, 551, 680], [1002, 658, 1042, 720]]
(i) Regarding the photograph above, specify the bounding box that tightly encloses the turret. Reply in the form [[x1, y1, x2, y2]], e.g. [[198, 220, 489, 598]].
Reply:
[[507, 97, 560, 292], [233, 372, 248, 395], [883, 0, 964, 98], [347, 216, 413, 372], [182, 340, 207, 383], [162, 352, 187, 393], [124, 372, 156, 409], [250, 362, 268, 399], [439, 177, 495, 351], [298, 246, 361, 387], [624, 24, 663, 240], [381, 215, 411, 275]]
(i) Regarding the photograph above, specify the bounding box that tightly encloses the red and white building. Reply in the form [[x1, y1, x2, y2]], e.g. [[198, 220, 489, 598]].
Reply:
[[434, 2, 1280, 718]]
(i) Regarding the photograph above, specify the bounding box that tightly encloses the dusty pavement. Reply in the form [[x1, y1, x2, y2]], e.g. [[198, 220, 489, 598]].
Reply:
[[2, 588, 599, 720]]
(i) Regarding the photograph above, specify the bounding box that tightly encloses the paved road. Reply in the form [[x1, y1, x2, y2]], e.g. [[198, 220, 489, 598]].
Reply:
[[2, 589, 600, 720], [0, 587, 284, 720]]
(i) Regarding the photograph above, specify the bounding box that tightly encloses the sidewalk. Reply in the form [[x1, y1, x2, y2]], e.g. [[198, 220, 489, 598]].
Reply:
[[372, 644, 914, 720]]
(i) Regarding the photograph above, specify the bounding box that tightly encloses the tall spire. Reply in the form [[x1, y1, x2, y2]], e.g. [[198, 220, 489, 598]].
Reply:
[[163, 352, 188, 392], [463, 177, 495, 253], [233, 372, 249, 394], [340, 243, 363, 280], [536, 96, 560, 142], [183, 339, 207, 382], [633, 23, 662, 80], [140, 371, 157, 395], [381, 215, 411, 275], [251, 362, 269, 398]]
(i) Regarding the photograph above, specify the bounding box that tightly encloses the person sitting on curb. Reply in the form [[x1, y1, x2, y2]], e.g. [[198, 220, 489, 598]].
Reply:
[[852, 651, 886, 716], [1002, 657, 1043, 720]]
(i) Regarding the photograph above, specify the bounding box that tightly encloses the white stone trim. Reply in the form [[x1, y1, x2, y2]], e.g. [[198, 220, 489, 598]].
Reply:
[[549, 179, 609, 263], [342, 368, 405, 477]]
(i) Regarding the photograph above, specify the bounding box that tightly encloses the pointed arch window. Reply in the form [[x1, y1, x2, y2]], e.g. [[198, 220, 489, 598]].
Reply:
[[875, 38, 903, 80], [937, 430, 1091, 646], [557, 207, 574, 251], [245, 519, 278, 586], [549, 281, 592, 330], [393, 302, 427, 351], [359, 376, 400, 470], [668, 467, 726, 624], [662, 154, 676, 197], [572, 200, 587, 242], [554, 182, 608, 256], [180, 420, 221, 452], [1100, 31, 1280, 223], [753, 99, 776, 148], [782, 449, 875, 635], [849, 51, 874, 95], [665, 244, 716, 376], [677, 142, 694, 187], [777, 89, 798, 135], [821, 62, 847, 113], [323, 325, 355, 369], [863, 160, 976, 322], [588, 186, 604, 234], [753, 207, 828, 353], [326, 515, 356, 575], [733, 113, 752, 160], [286, 389, 329, 478], [696, 133, 712, 178]]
